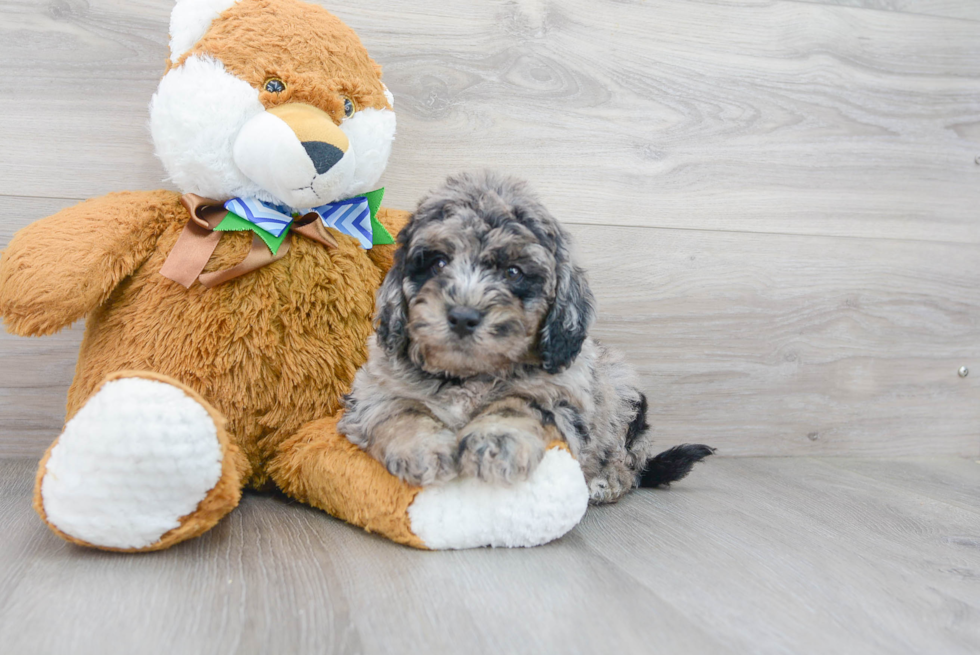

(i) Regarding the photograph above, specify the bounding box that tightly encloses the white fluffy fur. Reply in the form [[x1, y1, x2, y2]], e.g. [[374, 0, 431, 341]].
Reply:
[[40, 378, 224, 549], [408, 447, 589, 549], [340, 107, 397, 198], [150, 55, 396, 206], [150, 55, 269, 202], [169, 0, 241, 61], [234, 111, 320, 208]]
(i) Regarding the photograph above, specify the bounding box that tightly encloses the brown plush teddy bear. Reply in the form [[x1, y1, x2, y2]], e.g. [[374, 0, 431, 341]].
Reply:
[[0, 0, 590, 552]]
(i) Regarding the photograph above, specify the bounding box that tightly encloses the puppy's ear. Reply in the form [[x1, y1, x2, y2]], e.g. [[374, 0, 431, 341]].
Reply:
[[374, 246, 409, 356], [538, 256, 595, 374]]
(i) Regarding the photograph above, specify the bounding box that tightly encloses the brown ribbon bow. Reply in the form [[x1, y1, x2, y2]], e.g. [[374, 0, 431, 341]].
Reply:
[[160, 194, 338, 289]]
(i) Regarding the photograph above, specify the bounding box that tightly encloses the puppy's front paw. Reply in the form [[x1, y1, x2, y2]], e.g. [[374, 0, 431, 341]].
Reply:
[[457, 425, 546, 484], [381, 429, 458, 487]]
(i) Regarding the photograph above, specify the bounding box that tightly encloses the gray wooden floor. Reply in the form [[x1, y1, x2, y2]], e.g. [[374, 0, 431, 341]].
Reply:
[[1, 456, 978, 655]]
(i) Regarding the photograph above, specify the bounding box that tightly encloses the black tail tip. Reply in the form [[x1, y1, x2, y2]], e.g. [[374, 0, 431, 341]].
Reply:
[[638, 444, 716, 488]]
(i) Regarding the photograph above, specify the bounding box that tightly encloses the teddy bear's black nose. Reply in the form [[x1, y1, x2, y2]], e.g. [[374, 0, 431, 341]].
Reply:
[[301, 141, 344, 175]]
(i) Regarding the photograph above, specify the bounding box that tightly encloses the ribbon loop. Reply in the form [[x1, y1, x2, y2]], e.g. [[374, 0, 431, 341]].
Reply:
[[183, 194, 229, 230], [198, 233, 292, 288], [161, 189, 393, 289], [159, 194, 229, 288]]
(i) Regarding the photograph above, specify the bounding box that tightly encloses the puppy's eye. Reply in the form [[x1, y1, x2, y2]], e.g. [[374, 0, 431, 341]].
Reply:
[[264, 78, 286, 94], [431, 256, 449, 273], [343, 97, 356, 118], [505, 265, 523, 281]]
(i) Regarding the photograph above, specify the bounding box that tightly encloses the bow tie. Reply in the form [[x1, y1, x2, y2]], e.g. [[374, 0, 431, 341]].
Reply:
[[160, 188, 395, 289], [218, 188, 393, 254]]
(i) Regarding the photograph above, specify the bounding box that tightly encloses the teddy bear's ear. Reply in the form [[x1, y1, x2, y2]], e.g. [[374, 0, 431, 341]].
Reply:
[[169, 0, 242, 62]]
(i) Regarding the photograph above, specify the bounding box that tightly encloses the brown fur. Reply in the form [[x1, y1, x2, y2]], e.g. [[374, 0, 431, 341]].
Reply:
[[181, 0, 391, 117], [0, 190, 408, 489], [0, 0, 427, 551], [402, 212, 553, 377], [267, 413, 426, 549]]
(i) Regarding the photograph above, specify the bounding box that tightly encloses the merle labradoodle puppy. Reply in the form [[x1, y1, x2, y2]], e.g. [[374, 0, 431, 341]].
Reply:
[[339, 172, 713, 503]]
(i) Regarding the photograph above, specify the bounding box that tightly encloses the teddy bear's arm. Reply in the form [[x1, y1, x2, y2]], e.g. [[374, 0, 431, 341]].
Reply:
[[0, 190, 179, 336], [365, 207, 412, 276]]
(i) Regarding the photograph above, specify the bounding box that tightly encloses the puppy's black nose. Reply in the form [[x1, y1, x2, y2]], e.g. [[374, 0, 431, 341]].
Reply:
[[447, 306, 484, 337], [301, 141, 344, 175]]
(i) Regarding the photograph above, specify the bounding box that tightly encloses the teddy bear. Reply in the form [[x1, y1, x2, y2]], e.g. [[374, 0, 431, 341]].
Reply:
[[0, 0, 590, 552]]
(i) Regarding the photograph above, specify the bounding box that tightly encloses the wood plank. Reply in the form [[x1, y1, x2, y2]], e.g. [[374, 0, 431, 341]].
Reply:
[[573, 223, 980, 457], [0, 0, 978, 242], [0, 0, 170, 198], [3, 196, 978, 458], [0, 459, 730, 655], [2, 457, 978, 654], [0, 458, 54, 612], [578, 457, 980, 655], [793, 0, 980, 22], [822, 456, 980, 511]]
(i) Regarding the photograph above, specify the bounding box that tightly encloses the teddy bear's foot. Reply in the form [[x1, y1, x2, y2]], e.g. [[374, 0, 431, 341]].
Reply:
[[407, 443, 589, 549], [35, 371, 244, 552], [271, 414, 589, 550]]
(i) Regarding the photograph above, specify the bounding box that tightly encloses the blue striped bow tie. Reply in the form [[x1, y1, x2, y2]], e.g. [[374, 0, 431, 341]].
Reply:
[[217, 188, 393, 254]]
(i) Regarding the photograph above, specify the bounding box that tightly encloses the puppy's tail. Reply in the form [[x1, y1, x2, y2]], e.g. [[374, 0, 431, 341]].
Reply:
[[638, 444, 716, 488], [625, 391, 714, 488]]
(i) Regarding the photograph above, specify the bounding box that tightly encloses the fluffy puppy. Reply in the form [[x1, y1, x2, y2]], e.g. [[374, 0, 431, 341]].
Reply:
[[340, 172, 713, 503]]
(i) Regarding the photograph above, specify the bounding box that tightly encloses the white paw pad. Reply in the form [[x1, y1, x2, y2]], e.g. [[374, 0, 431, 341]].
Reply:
[[41, 378, 223, 549]]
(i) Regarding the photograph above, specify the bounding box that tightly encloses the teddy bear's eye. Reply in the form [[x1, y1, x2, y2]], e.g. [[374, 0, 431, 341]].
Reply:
[[343, 97, 356, 118], [264, 78, 286, 94]]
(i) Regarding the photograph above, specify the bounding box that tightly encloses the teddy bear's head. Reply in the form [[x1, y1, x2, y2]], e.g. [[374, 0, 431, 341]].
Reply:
[[150, 0, 395, 209]]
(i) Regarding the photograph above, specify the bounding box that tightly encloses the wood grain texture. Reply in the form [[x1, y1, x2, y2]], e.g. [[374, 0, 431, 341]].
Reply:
[[1, 457, 978, 654], [0, 0, 978, 241], [371, 0, 980, 243], [827, 455, 980, 510], [578, 456, 980, 655], [577, 223, 980, 456], [1, 0, 979, 458], [794, 0, 980, 21]]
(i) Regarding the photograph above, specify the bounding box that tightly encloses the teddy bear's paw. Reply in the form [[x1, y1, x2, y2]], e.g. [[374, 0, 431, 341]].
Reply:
[[38, 376, 227, 550], [407, 444, 589, 549]]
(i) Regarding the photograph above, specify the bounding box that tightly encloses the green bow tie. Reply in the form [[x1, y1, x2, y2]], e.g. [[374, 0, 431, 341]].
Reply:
[[215, 187, 393, 254]]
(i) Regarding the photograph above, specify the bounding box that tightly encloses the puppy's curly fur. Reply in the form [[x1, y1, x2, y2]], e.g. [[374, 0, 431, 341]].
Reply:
[[340, 172, 712, 502]]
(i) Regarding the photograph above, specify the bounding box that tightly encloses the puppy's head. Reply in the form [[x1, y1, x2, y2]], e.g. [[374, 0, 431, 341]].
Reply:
[[376, 172, 595, 377]]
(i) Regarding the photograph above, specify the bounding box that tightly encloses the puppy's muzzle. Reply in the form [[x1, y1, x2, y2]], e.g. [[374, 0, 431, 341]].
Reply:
[[447, 306, 484, 337]]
